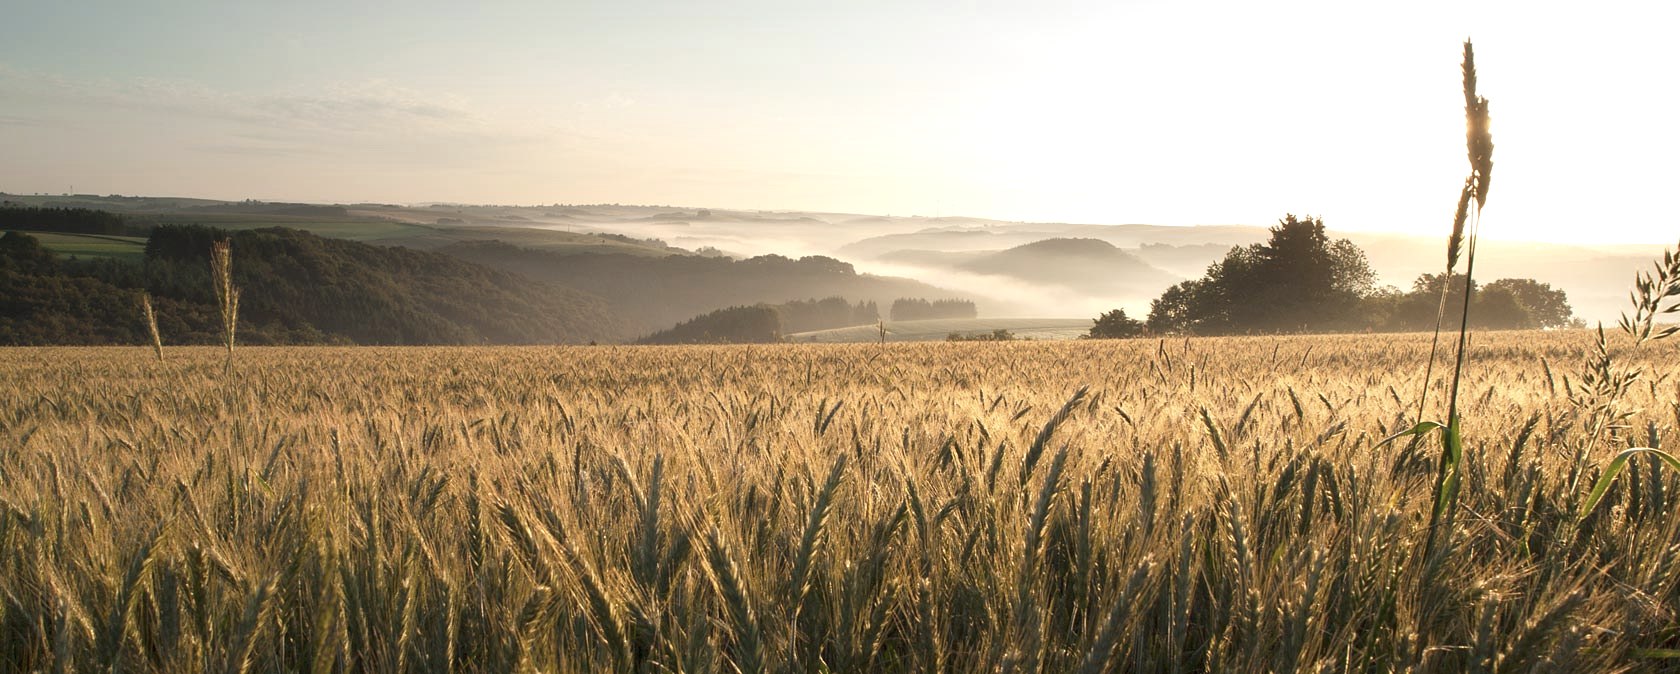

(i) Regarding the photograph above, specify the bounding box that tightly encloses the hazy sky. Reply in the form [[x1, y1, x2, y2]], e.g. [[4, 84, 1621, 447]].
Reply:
[[2, 1, 1675, 243]]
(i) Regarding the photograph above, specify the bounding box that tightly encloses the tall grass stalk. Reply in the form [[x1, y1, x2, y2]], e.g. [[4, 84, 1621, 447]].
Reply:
[[139, 291, 163, 361], [1421, 39, 1494, 562], [210, 239, 240, 369], [1377, 41, 1496, 665]]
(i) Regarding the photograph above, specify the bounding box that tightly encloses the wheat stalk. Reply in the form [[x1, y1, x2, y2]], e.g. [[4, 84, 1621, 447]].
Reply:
[[139, 291, 163, 361], [210, 239, 240, 369]]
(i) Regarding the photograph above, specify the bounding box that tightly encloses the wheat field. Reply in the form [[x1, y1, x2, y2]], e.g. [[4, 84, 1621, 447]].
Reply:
[[1, 332, 1677, 672]]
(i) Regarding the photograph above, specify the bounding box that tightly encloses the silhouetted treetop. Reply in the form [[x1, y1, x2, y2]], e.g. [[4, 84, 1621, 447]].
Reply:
[[1147, 214, 1374, 334]]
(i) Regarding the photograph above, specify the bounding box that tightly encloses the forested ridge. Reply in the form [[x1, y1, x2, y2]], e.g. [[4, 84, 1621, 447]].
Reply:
[[0, 226, 625, 345]]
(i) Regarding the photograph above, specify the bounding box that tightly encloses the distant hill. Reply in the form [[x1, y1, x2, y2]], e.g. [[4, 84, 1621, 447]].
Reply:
[[836, 224, 1269, 260], [955, 238, 1178, 292], [442, 240, 967, 334], [0, 227, 625, 346], [837, 229, 1022, 258], [960, 236, 1169, 279], [0, 198, 679, 259]]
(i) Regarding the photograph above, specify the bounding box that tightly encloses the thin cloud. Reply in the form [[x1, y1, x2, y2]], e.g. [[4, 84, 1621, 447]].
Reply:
[[185, 142, 320, 158], [0, 66, 546, 149], [0, 114, 44, 127]]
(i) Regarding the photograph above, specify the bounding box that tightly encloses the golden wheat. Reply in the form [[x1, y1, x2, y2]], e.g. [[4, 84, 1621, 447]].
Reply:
[[0, 333, 1676, 672]]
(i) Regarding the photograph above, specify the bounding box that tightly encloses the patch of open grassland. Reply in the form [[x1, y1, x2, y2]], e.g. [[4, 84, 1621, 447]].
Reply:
[[12, 231, 148, 261], [1, 332, 1677, 672]]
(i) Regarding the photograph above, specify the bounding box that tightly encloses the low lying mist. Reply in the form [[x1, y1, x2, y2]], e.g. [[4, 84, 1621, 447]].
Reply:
[[420, 202, 1671, 325]]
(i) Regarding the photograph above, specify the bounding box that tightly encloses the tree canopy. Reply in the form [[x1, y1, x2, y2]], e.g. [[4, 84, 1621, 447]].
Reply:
[[635, 305, 782, 344], [890, 298, 977, 321], [1146, 215, 1375, 334], [1364, 273, 1575, 332], [1484, 278, 1573, 328], [1137, 215, 1574, 335], [1087, 309, 1144, 339]]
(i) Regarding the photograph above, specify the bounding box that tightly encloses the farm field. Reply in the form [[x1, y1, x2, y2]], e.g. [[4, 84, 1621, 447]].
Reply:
[[136, 212, 426, 241], [16, 231, 148, 261], [1, 331, 1678, 672], [790, 317, 1094, 342]]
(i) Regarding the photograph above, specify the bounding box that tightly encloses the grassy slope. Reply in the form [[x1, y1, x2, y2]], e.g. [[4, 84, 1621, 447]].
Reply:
[[7, 231, 148, 261], [790, 317, 1093, 342]]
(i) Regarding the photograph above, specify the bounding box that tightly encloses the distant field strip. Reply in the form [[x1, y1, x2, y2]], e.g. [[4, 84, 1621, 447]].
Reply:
[[790, 317, 1092, 342], [11, 230, 148, 260]]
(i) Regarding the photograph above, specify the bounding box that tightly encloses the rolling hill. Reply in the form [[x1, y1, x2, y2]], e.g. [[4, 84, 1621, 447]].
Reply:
[[955, 238, 1180, 294]]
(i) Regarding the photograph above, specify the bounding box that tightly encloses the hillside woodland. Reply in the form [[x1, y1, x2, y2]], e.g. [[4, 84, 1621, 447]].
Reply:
[[0, 227, 624, 345], [634, 305, 784, 344]]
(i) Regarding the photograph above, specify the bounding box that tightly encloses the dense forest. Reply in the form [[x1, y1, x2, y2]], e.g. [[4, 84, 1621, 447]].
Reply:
[[634, 305, 783, 344], [441, 240, 960, 333], [0, 227, 624, 345], [774, 297, 879, 333], [0, 204, 149, 236]]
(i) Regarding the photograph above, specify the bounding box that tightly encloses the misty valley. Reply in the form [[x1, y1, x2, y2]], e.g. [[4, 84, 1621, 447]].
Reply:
[[0, 197, 1658, 346]]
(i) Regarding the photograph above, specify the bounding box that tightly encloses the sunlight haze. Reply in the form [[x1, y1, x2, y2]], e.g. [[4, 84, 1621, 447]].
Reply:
[[2, 0, 1675, 243]]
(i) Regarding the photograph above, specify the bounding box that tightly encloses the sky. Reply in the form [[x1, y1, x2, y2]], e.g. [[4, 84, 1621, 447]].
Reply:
[[1, 0, 1676, 244]]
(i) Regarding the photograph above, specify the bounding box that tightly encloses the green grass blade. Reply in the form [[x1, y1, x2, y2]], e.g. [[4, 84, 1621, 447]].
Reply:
[[1580, 447, 1680, 518], [1374, 421, 1442, 449]]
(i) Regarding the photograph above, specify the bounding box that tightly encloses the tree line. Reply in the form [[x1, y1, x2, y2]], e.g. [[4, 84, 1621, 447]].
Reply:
[[889, 298, 977, 321], [777, 297, 879, 333], [1090, 215, 1575, 338], [634, 305, 783, 344], [0, 204, 149, 237]]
